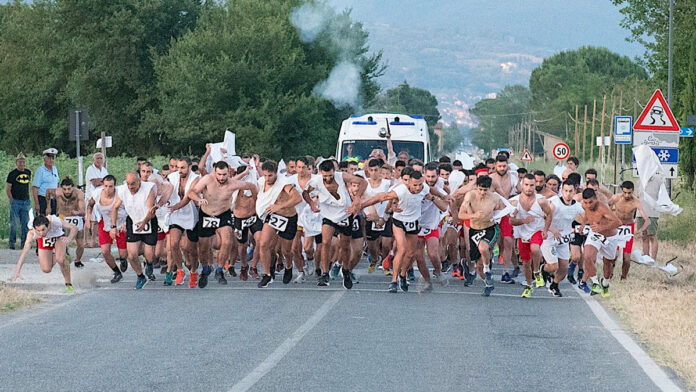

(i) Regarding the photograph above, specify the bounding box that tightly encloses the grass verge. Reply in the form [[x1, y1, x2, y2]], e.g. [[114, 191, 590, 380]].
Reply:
[[0, 284, 40, 314]]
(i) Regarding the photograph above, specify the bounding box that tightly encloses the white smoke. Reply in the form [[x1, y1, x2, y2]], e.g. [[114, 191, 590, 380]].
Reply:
[[290, 2, 362, 109]]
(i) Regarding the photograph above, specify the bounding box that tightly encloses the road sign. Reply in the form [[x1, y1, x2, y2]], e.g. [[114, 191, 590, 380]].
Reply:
[[680, 127, 694, 137], [520, 149, 533, 162], [634, 89, 680, 131], [614, 116, 632, 144], [632, 130, 679, 178], [68, 108, 89, 141], [596, 136, 611, 146], [552, 142, 570, 160], [633, 164, 678, 179], [687, 115, 696, 126]]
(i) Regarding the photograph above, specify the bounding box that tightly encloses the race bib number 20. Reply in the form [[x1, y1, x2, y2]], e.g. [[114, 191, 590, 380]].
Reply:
[[132, 221, 152, 234]]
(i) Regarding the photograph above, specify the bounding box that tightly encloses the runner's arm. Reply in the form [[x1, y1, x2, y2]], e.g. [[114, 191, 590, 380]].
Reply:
[[187, 176, 208, 204], [342, 172, 368, 196], [267, 185, 302, 214], [157, 182, 174, 208], [361, 191, 397, 209], [61, 220, 78, 243], [429, 194, 449, 212], [635, 200, 650, 233], [138, 188, 158, 227], [75, 190, 86, 216], [591, 207, 622, 234], [110, 197, 123, 236], [457, 194, 476, 221], [198, 144, 212, 176], [10, 231, 36, 280]]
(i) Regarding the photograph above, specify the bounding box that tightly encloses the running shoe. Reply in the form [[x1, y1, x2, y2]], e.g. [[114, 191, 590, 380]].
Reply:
[[175, 270, 185, 285], [407, 268, 415, 282], [342, 269, 353, 289], [189, 272, 198, 288], [240, 265, 249, 281], [384, 268, 392, 276], [388, 282, 398, 293], [382, 254, 393, 270], [601, 286, 610, 298], [484, 272, 494, 287], [464, 270, 477, 286], [317, 273, 330, 286], [251, 267, 260, 280], [578, 281, 590, 293], [111, 271, 123, 284], [419, 281, 433, 293], [549, 282, 562, 297], [283, 267, 293, 284], [433, 273, 449, 287], [350, 271, 358, 284], [275, 262, 283, 273], [511, 266, 520, 278], [218, 270, 228, 285], [534, 273, 544, 288], [451, 264, 462, 279], [368, 260, 377, 274], [164, 272, 173, 286], [482, 285, 494, 297], [577, 268, 585, 282], [329, 263, 341, 280], [399, 275, 409, 292], [228, 265, 237, 277], [74, 260, 84, 268], [136, 275, 148, 290], [119, 258, 128, 273], [160, 264, 167, 274], [65, 284, 74, 294], [441, 259, 451, 273], [199, 266, 211, 288], [500, 271, 514, 284], [590, 283, 602, 296], [258, 274, 273, 288], [521, 285, 533, 298], [293, 272, 305, 284], [315, 268, 322, 277], [567, 263, 577, 284], [145, 263, 156, 281]]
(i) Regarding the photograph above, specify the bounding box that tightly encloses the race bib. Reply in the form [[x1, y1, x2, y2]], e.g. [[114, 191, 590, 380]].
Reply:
[[202, 216, 221, 229], [471, 230, 485, 245], [157, 225, 164, 233], [234, 229, 243, 241], [42, 237, 58, 248], [351, 219, 360, 232], [589, 232, 607, 244], [574, 225, 590, 235], [418, 227, 431, 237], [132, 220, 152, 234], [241, 216, 257, 228], [371, 221, 385, 231], [64, 216, 84, 231], [617, 225, 633, 236], [555, 233, 572, 246], [268, 214, 289, 232], [402, 220, 418, 232], [336, 217, 350, 227]]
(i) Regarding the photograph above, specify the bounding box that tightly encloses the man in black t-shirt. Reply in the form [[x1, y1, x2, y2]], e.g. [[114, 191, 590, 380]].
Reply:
[[6, 153, 32, 249]]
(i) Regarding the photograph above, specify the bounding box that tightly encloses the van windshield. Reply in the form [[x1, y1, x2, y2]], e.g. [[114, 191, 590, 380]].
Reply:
[[341, 140, 424, 162]]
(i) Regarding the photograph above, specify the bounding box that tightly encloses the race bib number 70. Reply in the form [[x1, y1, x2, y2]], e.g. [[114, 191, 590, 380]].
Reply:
[[617, 225, 633, 236]]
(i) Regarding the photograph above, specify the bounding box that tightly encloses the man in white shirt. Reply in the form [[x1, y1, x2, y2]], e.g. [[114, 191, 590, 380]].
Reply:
[[85, 153, 108, 247]]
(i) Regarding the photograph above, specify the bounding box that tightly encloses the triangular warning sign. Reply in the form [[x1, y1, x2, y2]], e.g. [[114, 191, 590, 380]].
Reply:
[[634, 89, 680, 131], [520, 149, 533, 162]]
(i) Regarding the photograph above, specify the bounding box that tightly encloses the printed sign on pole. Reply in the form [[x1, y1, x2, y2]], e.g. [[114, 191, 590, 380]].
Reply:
[[614, 116, 632, 144], [633, 89, 680, 132], [552, 142, 570, 160], [680, 127, 694, 137], [520, 149, 533, 162]]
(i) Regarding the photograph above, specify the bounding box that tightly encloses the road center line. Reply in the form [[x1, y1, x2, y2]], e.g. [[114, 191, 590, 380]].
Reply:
[[228, 290, 345, 392], [573, 286, 681, 391]]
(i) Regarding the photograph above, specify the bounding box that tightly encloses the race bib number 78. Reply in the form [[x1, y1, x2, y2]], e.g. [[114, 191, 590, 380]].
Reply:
[[202, 216, 220, 229]]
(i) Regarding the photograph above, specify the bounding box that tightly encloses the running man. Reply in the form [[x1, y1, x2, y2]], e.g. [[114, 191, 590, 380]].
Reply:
[[11, 215, 78, 293], [419, 163, 450, 287], [46, 177, 86, 268], [188, 161, 255, 287], [489, 154, 521, 282], [286, 157, 316, 283], [86, 175, 128, 283], [578, 188, 623, 297], [303, 159, 366, 288], [608, 181, 649, 280], [256, 160, 302, 288], [458, 175, 507, 296], [362, 159, 393, 273]]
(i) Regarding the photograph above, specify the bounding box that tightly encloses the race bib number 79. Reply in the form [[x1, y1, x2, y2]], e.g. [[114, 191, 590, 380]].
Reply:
[[65, 216, 84, 231]]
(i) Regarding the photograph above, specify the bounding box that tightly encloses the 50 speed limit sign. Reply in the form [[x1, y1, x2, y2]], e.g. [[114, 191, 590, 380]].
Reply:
[[552, 142, 570, 161]]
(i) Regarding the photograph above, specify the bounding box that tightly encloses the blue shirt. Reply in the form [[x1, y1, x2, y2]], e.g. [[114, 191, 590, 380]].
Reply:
[[32, 165, 59, 196]]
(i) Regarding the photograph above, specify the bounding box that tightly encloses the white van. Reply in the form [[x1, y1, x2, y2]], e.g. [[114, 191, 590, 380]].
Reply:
[[335, 113, 431, 162]]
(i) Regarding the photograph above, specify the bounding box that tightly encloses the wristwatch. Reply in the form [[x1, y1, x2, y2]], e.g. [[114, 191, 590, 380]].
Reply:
[[111, 225, 117, 229]]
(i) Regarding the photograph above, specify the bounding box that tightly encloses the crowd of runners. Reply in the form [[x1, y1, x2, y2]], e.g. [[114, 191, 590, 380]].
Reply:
[[10, 145, 650, 298]]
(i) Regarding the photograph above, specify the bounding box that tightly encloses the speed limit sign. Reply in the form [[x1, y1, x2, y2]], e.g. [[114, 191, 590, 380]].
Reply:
[[552, 142, 571, 161]]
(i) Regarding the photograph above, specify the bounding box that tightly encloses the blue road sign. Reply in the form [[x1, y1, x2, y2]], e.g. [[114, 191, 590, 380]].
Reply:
[[632, 147, 679, 164], [614, 116, 632, 144], [680, 127, 694, 137]]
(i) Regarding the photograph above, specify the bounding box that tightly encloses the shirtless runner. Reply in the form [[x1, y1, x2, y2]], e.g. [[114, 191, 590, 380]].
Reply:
[[46, 177, 86, 268], [489, 155, 521, 282], [608, 181, 649, 280]]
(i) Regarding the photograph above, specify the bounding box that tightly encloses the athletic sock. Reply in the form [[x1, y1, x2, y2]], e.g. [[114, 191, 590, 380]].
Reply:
[[590, 276, 599, 285], [601, 277, 610, 287], [111, 266, 120, 273], [483, 263, 490, 273], [138, 273, 145, 279]]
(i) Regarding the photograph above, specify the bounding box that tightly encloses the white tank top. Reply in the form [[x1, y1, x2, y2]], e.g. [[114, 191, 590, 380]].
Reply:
[[511, 193, 546, 240], [117, 181, 155, 222], [287, 174, 316, 216], [306, 172, 351, 223], [363, 178, 391, 217], [548, 196, 584, 235], [43, 215, 65, 238], [167, 171, 200, 229], [93, 187, 127, 228]]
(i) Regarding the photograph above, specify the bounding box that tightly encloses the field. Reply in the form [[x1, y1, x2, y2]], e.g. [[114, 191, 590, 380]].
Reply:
[[0, 284, 39, 314], [0, 150, 167, 242]]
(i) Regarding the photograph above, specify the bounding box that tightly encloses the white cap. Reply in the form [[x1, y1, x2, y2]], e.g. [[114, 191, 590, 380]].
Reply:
[[42, 148, 58, 155]]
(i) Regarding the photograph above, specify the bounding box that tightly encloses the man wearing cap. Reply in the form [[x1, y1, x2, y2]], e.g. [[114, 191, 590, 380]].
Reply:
[[6, 153, 32, 249], [32, 148, 60, 216]]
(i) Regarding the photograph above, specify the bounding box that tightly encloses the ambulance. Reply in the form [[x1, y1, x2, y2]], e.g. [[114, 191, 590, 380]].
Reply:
[[335, 113, 431, 162]]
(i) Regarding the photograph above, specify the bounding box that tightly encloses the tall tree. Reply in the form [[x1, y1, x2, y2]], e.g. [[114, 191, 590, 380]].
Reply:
[[470, 85, 531, 154]]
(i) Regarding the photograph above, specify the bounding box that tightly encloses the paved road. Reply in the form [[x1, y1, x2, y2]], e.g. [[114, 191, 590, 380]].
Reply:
[[0, 257, 680, 391]]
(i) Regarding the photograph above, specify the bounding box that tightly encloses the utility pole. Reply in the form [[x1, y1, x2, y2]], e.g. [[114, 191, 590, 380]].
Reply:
[[574, 105, 579, 156], [591, 99, 597, 162], [599, 96, 606, 165], [666, 0, 674, 196], [582, 105, 588, 162]]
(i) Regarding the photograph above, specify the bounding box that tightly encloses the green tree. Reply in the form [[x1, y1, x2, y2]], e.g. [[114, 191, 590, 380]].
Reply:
[[470, 85, 531, 154], [369, 81, 441, 127], [440, 123, 463, 155]]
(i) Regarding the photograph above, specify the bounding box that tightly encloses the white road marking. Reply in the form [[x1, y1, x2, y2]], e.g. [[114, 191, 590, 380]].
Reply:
[[573, 286, 682, 391], [228, 290, 345, 392]]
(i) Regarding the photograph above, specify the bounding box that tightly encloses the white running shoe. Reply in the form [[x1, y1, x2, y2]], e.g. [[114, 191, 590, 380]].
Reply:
[[293, 272, 306, 284]]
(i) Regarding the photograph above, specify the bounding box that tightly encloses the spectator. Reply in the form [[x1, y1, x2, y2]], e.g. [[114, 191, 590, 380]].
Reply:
[[6, 152, 32, 250], [85, 152, 108, 247], [32, 148, 60, 216]]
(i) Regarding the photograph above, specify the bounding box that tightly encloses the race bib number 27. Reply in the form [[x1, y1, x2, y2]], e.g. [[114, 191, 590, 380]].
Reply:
[[268, 214, 289, 231]]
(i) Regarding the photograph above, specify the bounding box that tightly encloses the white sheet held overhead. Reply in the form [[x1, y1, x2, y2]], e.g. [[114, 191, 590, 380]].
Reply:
[[633, 144, 682, 216]]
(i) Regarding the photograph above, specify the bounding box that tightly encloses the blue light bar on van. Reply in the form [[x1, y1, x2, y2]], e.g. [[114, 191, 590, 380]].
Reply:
[[410, 115, 424, 119], [352, 121, 377, 125], [349, 114, 362, 118], [389, 121, 415, 126]]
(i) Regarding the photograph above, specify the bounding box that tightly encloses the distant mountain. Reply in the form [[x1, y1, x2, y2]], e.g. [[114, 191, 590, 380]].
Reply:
[[329, 0, 645, 127]]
